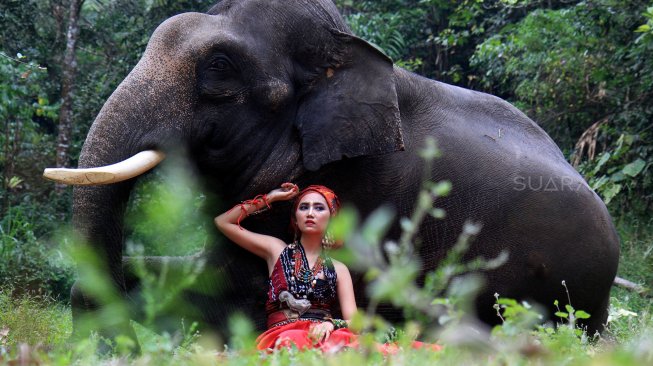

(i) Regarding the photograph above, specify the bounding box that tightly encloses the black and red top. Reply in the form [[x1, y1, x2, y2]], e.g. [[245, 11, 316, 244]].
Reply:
[[265, 242, 338, 328]]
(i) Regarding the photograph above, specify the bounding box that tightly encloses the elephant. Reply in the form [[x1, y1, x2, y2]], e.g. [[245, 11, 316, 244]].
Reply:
[[46, 0, 619, 338]]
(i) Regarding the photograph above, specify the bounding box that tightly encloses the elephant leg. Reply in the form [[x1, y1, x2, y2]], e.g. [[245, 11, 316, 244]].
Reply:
[[70, 279, 96, 339], [580, 291, 610, 336], [70, 257, 144, 342], [470, 187, 618, 335]]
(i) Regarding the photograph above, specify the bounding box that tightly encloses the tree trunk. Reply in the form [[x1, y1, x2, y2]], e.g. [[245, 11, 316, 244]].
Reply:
[[55, 0, 84, 193]]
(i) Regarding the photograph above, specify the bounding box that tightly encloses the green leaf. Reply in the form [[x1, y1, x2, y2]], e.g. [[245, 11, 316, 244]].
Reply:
[[432, 298, 449, 305], [418, 137, 440, 160], [400, 217, 415, 232], [329, 206, 359, 242], [498, 298, 518, 306], [430, 208, 446, 219], [635, 24, 651, 33], [608, 171, 625, 183], [432, 181, 452, 197], [362, 206, 395, 244], [369, 264, 419, 302], [131, 321, 164, 352], [591, 175, 608, 191], [622, 158, 646, 177], [575, 310, 591, 319], [602, 183, 622, 205], [555, 311, 569, 319], [7, 176, 23, 189], [592, 152, 611, 174]]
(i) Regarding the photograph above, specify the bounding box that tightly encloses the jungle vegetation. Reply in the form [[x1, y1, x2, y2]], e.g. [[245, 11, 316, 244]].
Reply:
[[0, 0, 652, 364]]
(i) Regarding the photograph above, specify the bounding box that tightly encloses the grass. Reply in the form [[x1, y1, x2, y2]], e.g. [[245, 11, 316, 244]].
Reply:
[[0, 290, 71, 347], [604, 215, 653, 345]]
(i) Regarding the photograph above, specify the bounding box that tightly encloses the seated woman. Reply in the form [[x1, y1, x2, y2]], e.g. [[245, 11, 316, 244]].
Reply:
[[215, 183, 355, 351], [215, 183, 439, 352]]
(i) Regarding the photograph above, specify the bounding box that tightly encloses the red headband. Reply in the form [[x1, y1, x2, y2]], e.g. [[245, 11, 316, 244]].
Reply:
[[292, 185, 340, 216]]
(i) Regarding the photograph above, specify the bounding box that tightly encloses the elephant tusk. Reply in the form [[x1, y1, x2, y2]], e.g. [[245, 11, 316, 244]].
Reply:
[[43, 150, 166, 185]]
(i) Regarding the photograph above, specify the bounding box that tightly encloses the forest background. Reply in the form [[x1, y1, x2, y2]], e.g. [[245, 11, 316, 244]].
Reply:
[[0, 0, 652, 364]]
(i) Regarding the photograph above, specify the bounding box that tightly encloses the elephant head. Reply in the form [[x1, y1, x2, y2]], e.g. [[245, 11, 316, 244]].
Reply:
[[45, 0, 404, 310]]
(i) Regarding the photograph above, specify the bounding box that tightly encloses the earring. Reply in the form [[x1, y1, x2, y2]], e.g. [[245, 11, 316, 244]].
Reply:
[[321, 232, 335, 250]]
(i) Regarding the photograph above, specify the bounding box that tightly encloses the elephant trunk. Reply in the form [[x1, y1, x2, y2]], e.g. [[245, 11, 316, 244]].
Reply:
[[67, 13, 203, 303]]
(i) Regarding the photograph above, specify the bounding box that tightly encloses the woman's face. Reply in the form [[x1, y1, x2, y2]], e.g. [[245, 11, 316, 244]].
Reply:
[[295, 192, 331, 235]]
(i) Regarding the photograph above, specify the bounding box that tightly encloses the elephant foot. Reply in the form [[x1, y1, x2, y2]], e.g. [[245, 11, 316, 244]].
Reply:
[[70, 280, 140, 353]]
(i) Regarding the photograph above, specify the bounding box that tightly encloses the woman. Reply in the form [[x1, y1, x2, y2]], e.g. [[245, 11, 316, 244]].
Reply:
[[215, 183, 358, 351]]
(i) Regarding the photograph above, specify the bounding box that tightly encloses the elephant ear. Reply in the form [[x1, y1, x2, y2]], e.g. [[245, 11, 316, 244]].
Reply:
[[295, 33, 404, 171]]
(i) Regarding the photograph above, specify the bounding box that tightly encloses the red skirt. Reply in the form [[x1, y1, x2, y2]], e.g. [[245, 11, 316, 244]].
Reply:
[[256, 320, 442, 354]]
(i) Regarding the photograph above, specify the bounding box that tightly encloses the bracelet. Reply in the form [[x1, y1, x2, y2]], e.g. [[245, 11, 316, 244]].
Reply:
[[326, 318, 347, 330], [249, 207, 269, 216], [235, 194, 272, 229]]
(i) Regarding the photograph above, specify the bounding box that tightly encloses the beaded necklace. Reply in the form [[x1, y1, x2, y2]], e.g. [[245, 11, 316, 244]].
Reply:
[[288, 241, 324, 296]]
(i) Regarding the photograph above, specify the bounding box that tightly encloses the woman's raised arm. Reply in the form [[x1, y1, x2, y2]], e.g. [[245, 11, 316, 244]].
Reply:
[[214, 183, 298, 269]]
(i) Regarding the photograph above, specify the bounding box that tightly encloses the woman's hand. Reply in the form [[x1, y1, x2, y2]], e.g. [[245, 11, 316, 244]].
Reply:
[[267, 182, 299, 203], [309, 321, 335, 343]]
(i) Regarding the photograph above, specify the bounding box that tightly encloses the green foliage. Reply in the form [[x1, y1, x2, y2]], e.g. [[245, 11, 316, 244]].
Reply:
[[227, 313, 255, 351], [337, 1, 581, 83], [61, 161, 209, 353], [0, 52, 58, 208], [127, 243, 206, 327], [125, 157, 210, 256], [0, 52, 73, 292], [338, 1, 427, 71], [0, 201, 75, 297], [610, 216, 653, 311], [0, 50, 69, 299], [635, 6, 653, 40], [578, 133, 651, 211]]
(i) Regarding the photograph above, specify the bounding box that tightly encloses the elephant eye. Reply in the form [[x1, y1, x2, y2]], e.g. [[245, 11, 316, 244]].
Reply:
[[199, 52, 244, 99], [208, 56, 234, 73]]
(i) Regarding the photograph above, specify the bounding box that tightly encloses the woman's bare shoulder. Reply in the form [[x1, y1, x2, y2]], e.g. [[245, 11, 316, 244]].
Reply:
[[330, 258, 351, 275]]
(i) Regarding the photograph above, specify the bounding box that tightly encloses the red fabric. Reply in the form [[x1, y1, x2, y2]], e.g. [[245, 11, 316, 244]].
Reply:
[[256, 320, 442, 354], [265, 254, 289, 316], [256, 320, 357, 352], [292, 185, 340, 215]]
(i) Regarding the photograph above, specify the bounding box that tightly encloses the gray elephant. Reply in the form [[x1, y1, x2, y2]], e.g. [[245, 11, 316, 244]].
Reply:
[[46, 0, 619, 337]]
